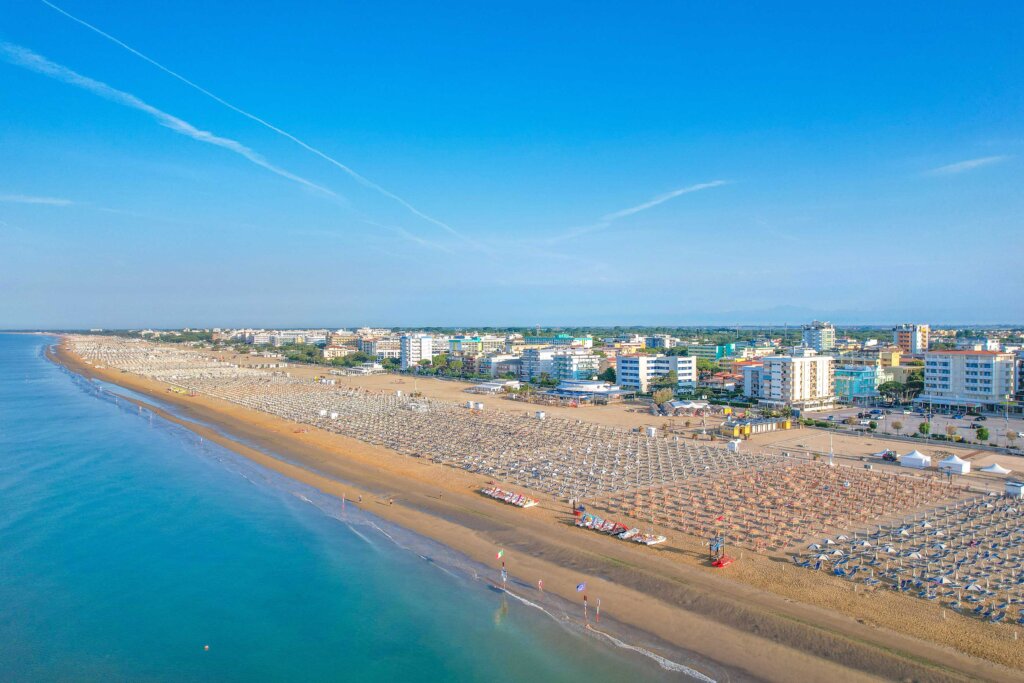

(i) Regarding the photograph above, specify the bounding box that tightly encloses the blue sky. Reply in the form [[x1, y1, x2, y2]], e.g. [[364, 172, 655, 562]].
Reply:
[[1, 1, 1021, 328]]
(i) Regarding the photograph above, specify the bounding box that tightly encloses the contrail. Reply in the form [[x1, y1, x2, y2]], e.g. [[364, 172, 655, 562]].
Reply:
[[548, 179, 730, 243], [41, 0, 464, 240], [1, 42, 337, 198], [924, 155, 1010, 176], [602, 180, 730, 221], [0, 194, 73, 205]]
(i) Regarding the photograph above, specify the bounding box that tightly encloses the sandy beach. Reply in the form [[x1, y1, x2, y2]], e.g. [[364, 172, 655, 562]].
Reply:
[[51, 340, 1024, 682]]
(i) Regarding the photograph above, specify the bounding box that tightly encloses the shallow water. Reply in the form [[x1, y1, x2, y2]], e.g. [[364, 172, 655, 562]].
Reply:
[[0, 334, 695, 681]]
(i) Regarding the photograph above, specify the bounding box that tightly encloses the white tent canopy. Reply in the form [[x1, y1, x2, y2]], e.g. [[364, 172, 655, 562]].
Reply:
[[902, 450, 932, 469], [981, 463, 1012, 474], [938, 454, 970, 475]]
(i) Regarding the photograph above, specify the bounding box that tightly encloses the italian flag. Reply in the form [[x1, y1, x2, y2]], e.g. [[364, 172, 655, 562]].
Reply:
[[496, 549, 504, 559]]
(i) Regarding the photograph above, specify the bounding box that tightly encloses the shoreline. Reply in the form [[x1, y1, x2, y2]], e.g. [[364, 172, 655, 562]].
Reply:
[[49, 339, 1023, 682]]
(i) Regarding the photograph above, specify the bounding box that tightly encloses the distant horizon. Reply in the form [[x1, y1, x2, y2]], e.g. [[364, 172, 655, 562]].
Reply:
[[6, 320, 1023, 333]]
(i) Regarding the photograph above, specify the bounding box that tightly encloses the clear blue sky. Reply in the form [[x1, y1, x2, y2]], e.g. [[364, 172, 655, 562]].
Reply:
[[1, 1, 1021, 328]]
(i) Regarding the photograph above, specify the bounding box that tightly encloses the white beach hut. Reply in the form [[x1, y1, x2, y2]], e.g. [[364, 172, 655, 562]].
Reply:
[[901, 450, 931, 469], [980, 463, 1012, 475], [1006, 481, 1024, 499], [938, 454, 970, 475]]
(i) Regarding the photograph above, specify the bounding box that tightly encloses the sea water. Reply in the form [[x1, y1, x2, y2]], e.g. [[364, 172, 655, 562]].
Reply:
[[0, 335, 693, 681]]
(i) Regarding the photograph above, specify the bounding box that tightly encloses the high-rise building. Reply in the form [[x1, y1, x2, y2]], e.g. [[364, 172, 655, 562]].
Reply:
[[615, 355, 697, 393], [520, 348, 557, 380], [749, 349, 835, 411], [917, 350, 1017, 412], [801, 321, 836, 352], [834, 366, 880, 401], [359, 336, 401, 359], [551, 349, 601, 381], [400, 334, 433, 370], [893, 323, 930, 354]]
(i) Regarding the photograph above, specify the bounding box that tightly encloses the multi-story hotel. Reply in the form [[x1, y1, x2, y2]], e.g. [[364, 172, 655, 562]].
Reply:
[[358, 336, 401, 360], [400, 334, 434, 371], [917, 350, 1017, 413], [801, 321, 836, 352], [615, 354, 697, 393], [747, 348, 835, 411], [551, 349, 602, 381], [893, 323, 930, 354]]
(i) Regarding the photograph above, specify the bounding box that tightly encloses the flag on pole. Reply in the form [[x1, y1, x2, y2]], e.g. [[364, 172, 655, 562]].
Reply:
[[576, 582, 586, 592], [496, 549, 504, 559]]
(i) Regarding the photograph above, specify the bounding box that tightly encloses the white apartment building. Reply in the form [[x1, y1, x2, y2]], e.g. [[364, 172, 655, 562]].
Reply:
[[742, 364, 764, 399], [917, 350, 1018, 412], [955, 337, 1001, 352], [801, 321, 836, 352], [893, 323, 931, 354], [400, 334, 433, 371], [359, 337, 401, 360], [615, 355, 698, 393], [551, 349, 601, 381], [750, 349, 835, 411], [520, 348, 557, 380], [645, 334, 677, 349]]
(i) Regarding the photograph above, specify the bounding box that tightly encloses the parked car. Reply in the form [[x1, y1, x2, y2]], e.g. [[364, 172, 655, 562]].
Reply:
[[882, 452, 899, 462], [975, 416, 987, 422]]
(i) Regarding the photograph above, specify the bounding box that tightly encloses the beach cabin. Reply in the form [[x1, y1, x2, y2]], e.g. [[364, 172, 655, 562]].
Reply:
[[938, 454, 970, 475], [901, 450, 931, 469], [1005, 481, 1024, 499], [727, 439, 742, 453]]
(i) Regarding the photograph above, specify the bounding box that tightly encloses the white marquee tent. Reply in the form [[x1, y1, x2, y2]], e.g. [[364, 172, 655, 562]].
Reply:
[[938, 454, 970, 475], [980, 463, 1012, 475], [901, 450, 932, 469]]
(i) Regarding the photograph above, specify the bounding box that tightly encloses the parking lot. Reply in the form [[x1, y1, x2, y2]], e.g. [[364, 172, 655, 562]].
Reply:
[[809, 405, 1023, 449]]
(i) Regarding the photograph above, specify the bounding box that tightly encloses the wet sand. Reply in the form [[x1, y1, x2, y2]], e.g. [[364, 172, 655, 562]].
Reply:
[[52, 341, 1023, 682]]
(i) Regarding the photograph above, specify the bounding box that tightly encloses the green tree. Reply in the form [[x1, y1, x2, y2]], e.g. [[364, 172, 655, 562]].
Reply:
[[868, 421, 878, 431], [891, 420, 903, 435], [878, 381, 905, 398], [598, 367, 616, 383], [976, 427, 990, 442], [651, 370, 678, 389], [696, 358, 720, 374], [652, 388, 674, 405], [534, 373, 558, 387], [918, 421, 931, 436]]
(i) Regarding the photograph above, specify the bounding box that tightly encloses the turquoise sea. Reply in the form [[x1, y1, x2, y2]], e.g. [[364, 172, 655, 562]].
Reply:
[[0, 334, 708, 682]]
